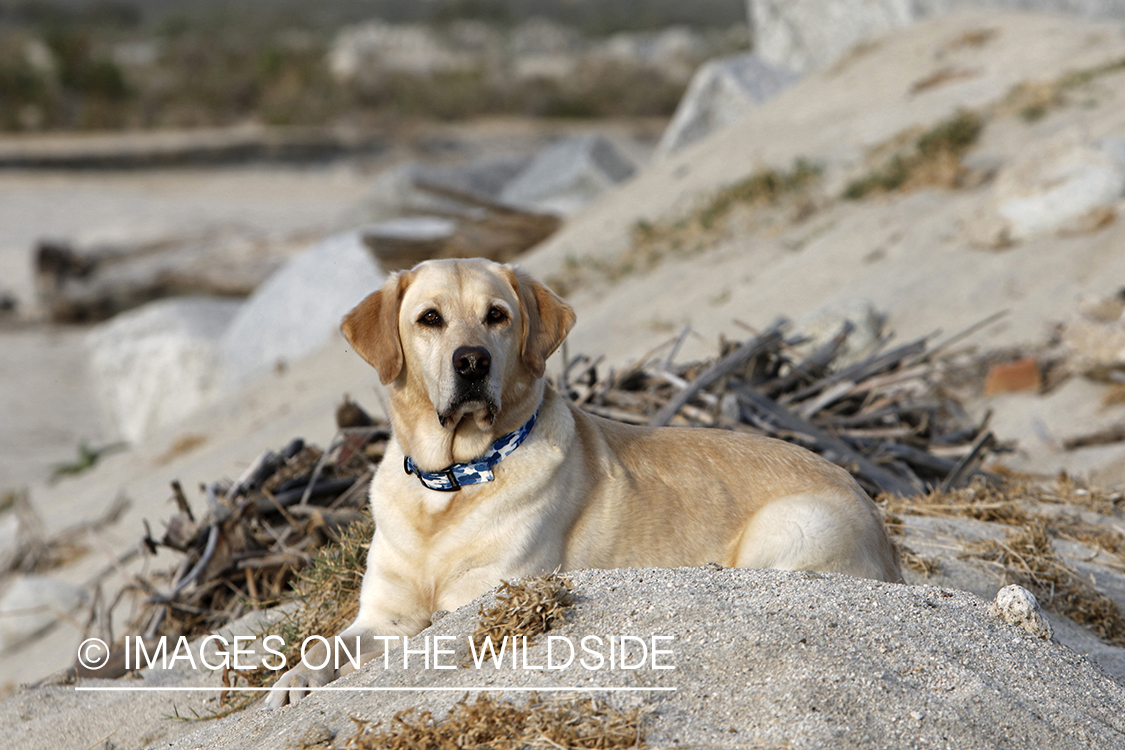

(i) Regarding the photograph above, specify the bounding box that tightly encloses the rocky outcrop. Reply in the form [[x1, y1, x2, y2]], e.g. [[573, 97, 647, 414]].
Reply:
[[656, 53, 798, 157], [499, 135, 636, 215], [748, 0, 1125, 73]]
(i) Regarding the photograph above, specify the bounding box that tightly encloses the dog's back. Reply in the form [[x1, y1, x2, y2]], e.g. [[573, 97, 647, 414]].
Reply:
[[555, 392, 903, 582]]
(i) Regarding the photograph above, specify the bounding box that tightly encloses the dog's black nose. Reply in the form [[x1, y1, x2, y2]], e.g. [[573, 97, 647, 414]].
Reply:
[[453, 345, 491, 380]]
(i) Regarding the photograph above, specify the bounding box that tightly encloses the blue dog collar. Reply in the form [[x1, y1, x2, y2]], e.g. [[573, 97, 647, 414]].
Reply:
[[403, 411, 538, 492]]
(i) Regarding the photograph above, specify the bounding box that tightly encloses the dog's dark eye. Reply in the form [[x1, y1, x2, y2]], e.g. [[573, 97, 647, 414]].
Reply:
[[418, 310, 443, 327], [486, 306, 508, 325]]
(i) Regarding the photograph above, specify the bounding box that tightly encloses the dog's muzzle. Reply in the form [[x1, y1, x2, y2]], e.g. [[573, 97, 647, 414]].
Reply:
[[438, 345, 497, 427]]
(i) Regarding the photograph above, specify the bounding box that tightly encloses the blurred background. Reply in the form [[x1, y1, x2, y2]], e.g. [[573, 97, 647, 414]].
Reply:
[[0, 0, 752, 489], [0, 0, 746, 130]]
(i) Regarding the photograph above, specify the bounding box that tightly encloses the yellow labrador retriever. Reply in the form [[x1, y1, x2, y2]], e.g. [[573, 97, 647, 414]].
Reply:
[[266, 258, 901, 707]]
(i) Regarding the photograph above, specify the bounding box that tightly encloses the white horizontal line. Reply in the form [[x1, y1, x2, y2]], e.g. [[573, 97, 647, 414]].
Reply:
[[75, 686, 677, 693]]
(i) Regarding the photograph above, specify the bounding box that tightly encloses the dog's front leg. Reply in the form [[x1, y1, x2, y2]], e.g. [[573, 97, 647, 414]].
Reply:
[[262, 622, 402, 708], [264, 560, 431, 709]]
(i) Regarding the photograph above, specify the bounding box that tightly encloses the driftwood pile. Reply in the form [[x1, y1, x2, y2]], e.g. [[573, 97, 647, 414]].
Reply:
[[131, 402, 388, 644], [128, 320, 999, 650]]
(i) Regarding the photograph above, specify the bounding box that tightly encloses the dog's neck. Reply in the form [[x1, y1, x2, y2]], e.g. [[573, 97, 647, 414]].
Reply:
[[390, 379, 545, 472]]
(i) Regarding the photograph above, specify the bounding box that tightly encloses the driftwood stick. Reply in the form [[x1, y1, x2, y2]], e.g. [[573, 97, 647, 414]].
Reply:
[[911, 309, 1010, 364], [651, 328, 783, 427], [938, 430, 996, 492], [733, 384, 921, 498], [819, 402, 938, 428], [763, 321, 854, 396], [797, 380, 856, 420], [228, 449, 282, 501], [870, 442, 958, 477], [781, 338, 928, 406], [329, 472, 375, 510], [583, 404, 651, 425], [150, 523, 219, 604], [258, 478, 357, 514], [170, 480, 194, 522], [663, 324, 692, 370], [298, 432, 339, 507]]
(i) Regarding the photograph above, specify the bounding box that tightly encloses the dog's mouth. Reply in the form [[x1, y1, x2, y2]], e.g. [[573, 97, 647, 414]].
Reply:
[[437, 395, 498, 430]]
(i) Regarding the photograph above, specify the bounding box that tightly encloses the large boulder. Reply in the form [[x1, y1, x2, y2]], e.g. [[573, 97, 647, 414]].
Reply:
[[219, 232, 385, 391], [499, 135, 636, 215], [86, 296, 241, 443], [656, 52, 799, 157]]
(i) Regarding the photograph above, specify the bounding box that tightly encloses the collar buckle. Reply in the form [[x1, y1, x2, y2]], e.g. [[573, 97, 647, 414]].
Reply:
[[404, 455, 463, 492], [403, 410, 537, 493]]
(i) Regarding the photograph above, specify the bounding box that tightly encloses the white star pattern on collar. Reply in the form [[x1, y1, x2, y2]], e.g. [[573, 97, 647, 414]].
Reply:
[[403, 411, 538, 492]]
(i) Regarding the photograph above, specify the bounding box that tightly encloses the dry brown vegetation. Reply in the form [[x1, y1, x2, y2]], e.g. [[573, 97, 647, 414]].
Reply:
[[966, 519, 1125, 645], [472, 573, 574, 649], [213, 513, 373, 716], [345, 693, 648, 750], [887, 475, 1125, 644], [885, 478, 1032, 526], [550, 159, 822, 294], [843, 110, 983, 199], [1003, 55, 1125, 123]]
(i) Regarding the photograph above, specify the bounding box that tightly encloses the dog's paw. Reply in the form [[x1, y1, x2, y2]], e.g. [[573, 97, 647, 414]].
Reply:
[[263, 663, 337, 710]]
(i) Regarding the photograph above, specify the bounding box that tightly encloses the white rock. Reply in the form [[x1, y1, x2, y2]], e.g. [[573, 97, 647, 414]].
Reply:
[[499, 135, 635, 216], [219, 232, 385, 391], [989, 135, 1125, 242], [0, 575, 86, 652], [87, 297, 241, 443], [656, 53, 799, 157], [988, 584, 1053, 640]]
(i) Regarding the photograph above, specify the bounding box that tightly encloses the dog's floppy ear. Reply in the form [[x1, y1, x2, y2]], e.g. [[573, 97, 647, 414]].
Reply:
[[505, 265, 576, 378], [341, 272, 411, 385]]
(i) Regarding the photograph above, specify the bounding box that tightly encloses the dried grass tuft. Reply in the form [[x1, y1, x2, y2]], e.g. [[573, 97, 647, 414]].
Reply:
[[223, 514, 373, 708], [899, 544, 940, 577], [472, 572, 574, 649], [345, 693, 647, 750], [885, 477, 1031, 526], [844, 110, 982, 199], [549, 159, 821, 294], [1050, 515, 1125, 559], [966, 518, 1125, 645]]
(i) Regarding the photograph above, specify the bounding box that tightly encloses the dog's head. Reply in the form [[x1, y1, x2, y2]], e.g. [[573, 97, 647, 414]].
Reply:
[[341, 259, 575, 431]]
